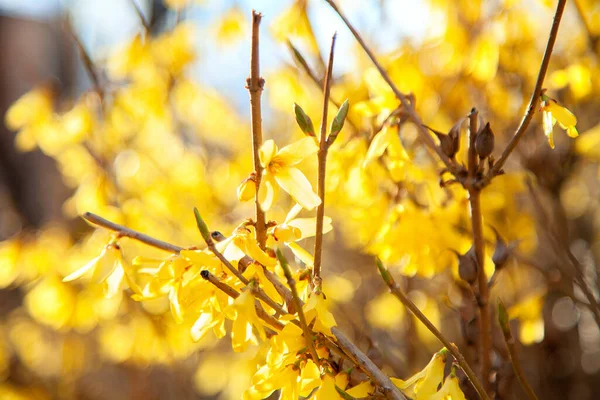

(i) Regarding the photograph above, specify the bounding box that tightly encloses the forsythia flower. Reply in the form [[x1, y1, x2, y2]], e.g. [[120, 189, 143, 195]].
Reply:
[[391, 349, 447, 399], [303, 292, 337, 336], [225, 290, 266, 352], [270, 204, 333, 265], [258, 137, 321, 211], [429, 374, 467, 400], [541, 95, 578, 148], [237, 175, 257, 202], [63, 244, 131, 298]]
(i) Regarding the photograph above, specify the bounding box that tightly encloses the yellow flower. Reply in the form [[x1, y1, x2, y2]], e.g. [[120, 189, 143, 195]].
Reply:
[[271, 0, 319, 55], [259, 137, 321, 211], [225, 290, 266, 352], [63, 245, 133, 298], [429, 374, 467, 400], [391, 349, 446, 399], [541, 97, 578, 149], [303, 292, 337, 336], [215, 7, 247, 44], [270, 204, 333, 266]]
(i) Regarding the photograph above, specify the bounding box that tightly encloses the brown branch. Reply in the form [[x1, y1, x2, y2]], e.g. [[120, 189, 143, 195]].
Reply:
[[246, 11, 267, 249], [83, 212, 183, 253], [313, 34, 336, 288], [324, 0, 455, 172], [487, 0, 567, 178], [376, 259, 490, 400], [200, 270, 284, 334], [497, 300, 539, 400], [468, 110, 492, 393], [278, 250, 320, 362]]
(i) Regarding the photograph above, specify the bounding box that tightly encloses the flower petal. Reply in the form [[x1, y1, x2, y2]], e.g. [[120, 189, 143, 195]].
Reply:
[[275, 137, 318, 166], [259, 173, 276, 211], [363, 126, 394, 168], [275, 167, 321, 210], [259, 139, 278, 167]]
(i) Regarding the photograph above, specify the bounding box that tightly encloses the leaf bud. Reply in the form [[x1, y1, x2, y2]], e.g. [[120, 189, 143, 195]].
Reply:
[[475, 122, 495, 159], [294, 103, 316, 137]]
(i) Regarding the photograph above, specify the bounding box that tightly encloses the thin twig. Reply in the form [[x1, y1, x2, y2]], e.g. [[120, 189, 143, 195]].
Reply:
[[468, 110, 492, 393], [83, 212, 183, 252], [278, 250, 320, 362], [65, 22, 104, 99], [376, 259, 490, 400], [246, 11, 267, 249], [313, 34, 336, 288], [200, 270, 284, 333], [129, 0, 151, 32], [324, 0, 455, 172], [497, 300, 540, 400], [487, 0, 567, 179]]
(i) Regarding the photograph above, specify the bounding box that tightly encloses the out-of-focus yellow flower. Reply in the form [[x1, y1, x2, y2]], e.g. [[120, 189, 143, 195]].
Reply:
[[25, 275, 76, 330], [164, 0, 202, 11], [5, 86, 55, 152], [215, 7, 247, 44], [151, 23, 196, 76], [392, 349, 446, 399], [541, 96, 578, 148], [271, 0, 319, 55], [508, 292, 545, 344], [259, 137, 321, 211], [363, 125, 409, 168]]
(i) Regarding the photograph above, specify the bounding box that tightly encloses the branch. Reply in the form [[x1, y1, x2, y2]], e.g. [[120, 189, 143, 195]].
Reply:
[[324, 0, 455, 172], [246, 11, 267, 249], [200, 270, 284, 334], [468, 110, 492, 393], [65, 21, 104, 99], [313, 34, 336, 288], [278, 250, 320, 362], [376, 259, 490, 400], [83, 212, 183, 253], [497, 300, 539, 400], [488, 0, 567, 177]]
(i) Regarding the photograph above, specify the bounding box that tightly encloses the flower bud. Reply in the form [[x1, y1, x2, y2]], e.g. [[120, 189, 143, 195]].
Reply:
[[475, 122, 495, 159], [237, 174, 256, 202], [491, 227, 511, 270], [273, 224, 301, 243], [456, 247, 478, 285]]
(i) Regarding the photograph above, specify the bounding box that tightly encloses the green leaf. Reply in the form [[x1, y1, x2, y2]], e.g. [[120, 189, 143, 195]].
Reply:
[[294, 103, 316, 137], [193, 207, 211, 243]]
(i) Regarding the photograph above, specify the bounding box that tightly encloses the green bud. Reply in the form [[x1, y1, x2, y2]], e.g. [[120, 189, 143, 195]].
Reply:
[[294, 103, 316, 137], [328, 99, 349, 143]]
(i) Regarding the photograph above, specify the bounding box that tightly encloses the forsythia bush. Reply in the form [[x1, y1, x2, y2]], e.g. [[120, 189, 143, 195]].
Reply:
[[2, 0, 600, 399]]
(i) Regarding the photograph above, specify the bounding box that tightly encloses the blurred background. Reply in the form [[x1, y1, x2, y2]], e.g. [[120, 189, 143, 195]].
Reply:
[[1, 0, 600, 399]]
